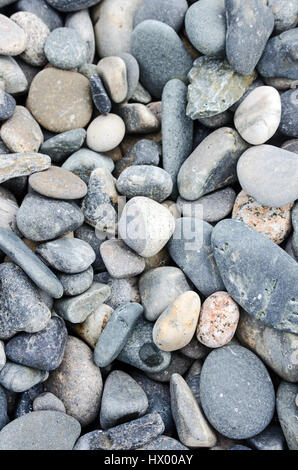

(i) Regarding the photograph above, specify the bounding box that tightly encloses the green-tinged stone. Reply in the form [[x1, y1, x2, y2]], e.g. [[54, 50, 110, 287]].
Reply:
[[186, 57, 255, 119]]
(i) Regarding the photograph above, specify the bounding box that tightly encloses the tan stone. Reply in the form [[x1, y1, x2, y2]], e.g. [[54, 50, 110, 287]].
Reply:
[[97, 56, 127, 103], [1, 106, 43, 153], [73, 304, 113, 349], [0, 14, 27, 56], [29, 166, 87, 200]]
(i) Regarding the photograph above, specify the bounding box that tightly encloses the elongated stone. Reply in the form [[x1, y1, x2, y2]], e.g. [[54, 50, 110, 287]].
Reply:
[[212, 219, 298, 334], [40, 129, 86, 163], [276, 381, 298, 450], [90, 74, 111, 115], [62, 149, 114, 184], [0, 153, 50, 184], [0, 362, 48, 393]]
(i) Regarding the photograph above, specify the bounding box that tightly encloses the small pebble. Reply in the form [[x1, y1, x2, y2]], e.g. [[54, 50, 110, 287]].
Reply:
[[276, 381, 298, 450], [33, 392, 66, 413], [115, 139, 160, 177], [1, 106, 43, 153], [97, 56, 127, 104], [146, 352, 192, 383], [45, 27, 87, 70], [100, 239, 145, 279], [29, 166, 87, 200], [40, 129, 86, 163], [87, 114, 125, 152], [90, 74, 111, 115], [0, 362, 48, 393], [0, 89, 16, 121], [73, 303, 113, 349], [57, 266, 94, 297], [118, 52, 139, 101]]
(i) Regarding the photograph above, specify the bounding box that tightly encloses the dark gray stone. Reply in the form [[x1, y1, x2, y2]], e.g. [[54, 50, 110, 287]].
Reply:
[[95, 273, 140, 310], [62, 148, 114, 184], [142, 435, 188, 450], [118, 53, 139, 100], [75, 224, 105, 272], [0, 362, 48, 393], [45, 0, 100, 13], [200, 345, 275, 439], [279, 89, 298, 138], [229, 445, 252, 450], [282, 138, 298, 154], [146, 352, 192, 383], [131, 20, 192, 98], [45, 27, 87, 70], [94, 303, 143, 368], [5, 317, 67, 371], [0, 385, 8, 431], [17, 192, 84, 242], [276, 381, 298, 450], [90, 74, 111, 116], [134, 0, 188, 32], [115, 139, 160, 177], [16, 0, 63, 31], [212, 219, 298, 334], [15, 383, 43, 418], [57, 266, 94, 296], [168, 218, 225, 297], [40, 129, 86, 163], [226, 0, 274, 76], [247, 424, 286, 450], [0, 90, 16, 121]]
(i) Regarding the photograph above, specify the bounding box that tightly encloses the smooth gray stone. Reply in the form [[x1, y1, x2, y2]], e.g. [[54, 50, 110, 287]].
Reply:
[[247, 424, 286, 450], [130, 82, 152, 104], [268, 0, 298, 33], [40, 129, 86, 163], [55, 281, 110, 324], [62, 148, 114, 184], [141, 435, 188, 450], [115, 139, 160, 177], [116, 165, 173, 202], [74, 413, 164, 450], [17, 192, 84, 242], [94, 302, 143, 368], [16, 0, 63, 31], [131, 20, 192, 98], [57, 266, 94, 296], [200, 345, 275, 439], [95, 272, 140, 310], [45, 0, 100, 13], [276, 381, 298, 450], [0, 362, 48, 393], [118, 52, 139, 101], [45, 27, 87, 70], [134, 0, 188, 32], [65, 8, 95, 63], [5, 317, 67, 371], [139, 266, 190, 321], [146, 352, 192, 383], [168, 218, 225, 297], [37, 238, 95, 274], [33, 392, 66, 413], [279, 89, 298, 137], [90, 74, 111, 115], [100, 370, 148, 430], [0, 89, 15, 121], [212, 219, 298, 334], [74, 224, 105, 272], [178, 127, 248, 201], [0, 385, 8, 431], [14, 383, 43, 418], [117, 316, 172, 373], [258, 28, 298, 79], [292, 203, 298, 259], [282, 139, 298, 154], [162, 79, 193, 197], [0, 410, 80, 450], [225, 0, 274, 76]]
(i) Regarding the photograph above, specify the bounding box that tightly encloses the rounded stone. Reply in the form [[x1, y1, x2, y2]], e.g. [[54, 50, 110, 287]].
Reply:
[[57, 266, 94, 297], [200, 345, 275, 439], [0, 362, 48, 393], [268, 0, 298, 33], [65, 8, 95, 63], [62, 149, 114, 184], [153, 291, 201, 352], [197, 291, 239, 348], [40, 129, 86, 164], [29, 166, 87, 200], [279, 88, 298, 138], [33, 392, 66, 413], [44, 27, 87, 70], [45, 336, 102, 426], [73, 303, 113, 349], [134, 0, 188, 32], [86, 114, 126, 152], [234, 86, 281, 145], [27, 68, 93, 133], [100, 239, 145, 279], [46, 0, 100, 11], [0, 14, 27, 56], [97, 56, 127, 104], [232, 190, 292, 244], [16, 0, 63, 31]]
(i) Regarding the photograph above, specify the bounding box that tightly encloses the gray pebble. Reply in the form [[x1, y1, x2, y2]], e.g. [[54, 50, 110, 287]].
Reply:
[[33, 392, 66, 413], [134, 0, 188, 32], [118, 52, 140, 101], [14, 383, 43, 418], [75, 224, 105, 271], [57, 266, 94, 296], [0, 362, 48, 393], [247, 423, 286, 450], [65, 8, 95, 63], [146, 352, 192, 383], [279, 88, 298, 137], [44, 27, 87, 70], [268, 0, 298, 33], [276, 381, 298, 450], [62, 148, 114, 184], [100, 239, 145, 279], [40, 129, 86, 163], [141, 435, 188, 450], [90, 74, 111, 116], [130, 82, 152, 104], [0, 89, 16, 121], [115, 139, 160, 177], [16, 0, 63, 31], [45, 0, 100, 13], [95, 273, 140, 310], [118, 103, 160, 134]]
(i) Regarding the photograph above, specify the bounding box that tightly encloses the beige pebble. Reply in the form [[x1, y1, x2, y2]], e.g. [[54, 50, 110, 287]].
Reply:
[[197, 291, 239, 348], [97, 56, 127, 103], [153, 291, 201, 352], [1, 105, 43, 153], [0, 14, 27, 56], [232, 190, 292, 244], [29, 166, 87, 200], [87, 114, 126, 152], [73, 304, 113, 349]]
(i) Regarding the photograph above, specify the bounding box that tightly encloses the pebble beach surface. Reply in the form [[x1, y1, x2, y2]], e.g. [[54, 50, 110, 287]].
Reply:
[[0, 0, 296, 452]]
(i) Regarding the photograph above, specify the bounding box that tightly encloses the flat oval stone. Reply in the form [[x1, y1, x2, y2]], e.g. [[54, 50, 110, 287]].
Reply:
[[16, 0, 63, 31], [232, 190, 292, 244], [29, 166, 87, 200], [168, 218, 225, 297], [197, 292, 239, 348], [27, 68, 93, 133], [237, 145, 298, 207], [45, 336, 102, 426], [153, 291, 201, 352], [234, 86, 281, 145], [45, 27, 87, 70], [279, 89, 298, 138], [0, 89, 15, 121], [0, 410, 80, 450], [100, 239, 145, 279], [0, 56, 28, 95], [276, 381, 298, 450], [212, 219, 298, 334], [57, 266, 94, 297], [73, 303, 113, 348], [131, 20, 192, 98], [65, 8, 95, 63], [178, 127, 248, 201], [17, 192, 84, 242], [40, 128, 86, 163], [46, 0, 100, 11], [134, 0, 187, 32], [116, 166, 172, 202], [62, 148, 114, 184], [0, 361, 48, 393], [90, 74, 111, 115], [33, 392, 66, 413], [87, 114, 125, 152], [5, 317, 67, 371], [97, 56, 127, 104], [200, 345, 275, 439], [1, 106, 43, 153], [0, 14, 27, 56]]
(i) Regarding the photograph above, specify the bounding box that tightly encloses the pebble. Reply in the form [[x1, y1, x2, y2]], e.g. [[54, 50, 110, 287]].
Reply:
[[200, 345, 275, 439], [279, 89, 298, 138], [0, 56, 28, 95], [0, 342, 5, 371], [100, 370, 148, 430], [147, 352, 192, 383], [118, 53, 139, 101], [100, 239, 145, 279], [237, 145, 298, 207], [45, 336, 102, 426], [276, 381, 298, 450], [153, 291, 201, 352], [141, 436, 188, 450], [232, 190, 292, 244], [46, 0, 100, 12], [86, 114, 125, 152], [95, 272, 140, 309], [0, 14, 27, 56], [247, 423, 285, 451], [57, 266, 94, 297], [177, 187, 236, 223], [115, 139, 160, 176], [40, 129, 86, 163], [212, 219, 298, 335], [181, 338, 208, 361], [94, 302, 143, 368], [134, 0, 187, 32], [178, 128, 248, 201], [5, 317, 67, 371], [90, 75, 111, 115], [225, 0, 274, 76], [0, 362, 48, 393], [118, 197, 175, 258], [0, 410, 80, 450], [131, 20, 192, 98], [62, 149, 114, 184], [117, 317, 171, 373], [27, 68, 93, 133], [168, 218, 225, 297], [0, 386, 8, 430], [75, 223, 106, 271], [130, 82, 152, 104], [185, 0, 226, 56], [264, 76, 298, 90], [139, 266, 190, 322], [33, 392, 66, 413], [97, 56, 127, 104], [65, 9, 95, 63], [118, 103, 160, 134], [16, 0, 63, 31], [258, 29, 298, 80], [282, 138, 298, 154], [54, 282, 110, 324], [29, 166, 87, 200], [186, 57, 256, 119], [162, 79, 193, 196], [73, 303, 113, 349], [0, 187, 19, 233], [170, 374, 217, 448], [197, 292, 239, 349], [237, 311, 298, 383], [1, 106, 43, 153], [268, 0, 298, 33]]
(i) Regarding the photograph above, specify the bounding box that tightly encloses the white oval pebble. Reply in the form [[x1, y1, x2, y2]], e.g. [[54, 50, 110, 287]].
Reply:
[[86, 114, 126, 152]]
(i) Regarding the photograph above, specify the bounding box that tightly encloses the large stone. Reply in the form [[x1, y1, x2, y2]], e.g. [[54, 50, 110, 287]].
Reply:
[[276, 381, 298, 450]]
